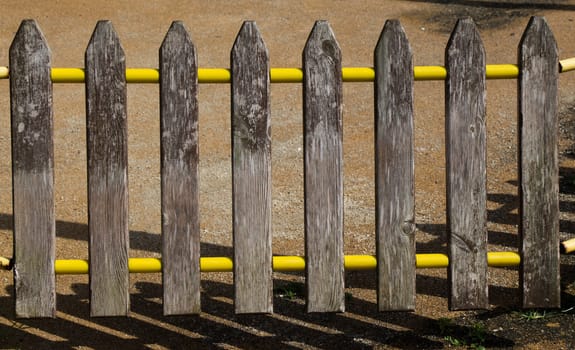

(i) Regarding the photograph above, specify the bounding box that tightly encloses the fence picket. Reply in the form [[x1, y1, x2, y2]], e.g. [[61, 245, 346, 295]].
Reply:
[[445, 18, 488, 310], [10, 20, 55, 318], [518, 16, 560, 309], [231, 21, 273, 314], [160, 21, 201, 315], [85, 21, 129, 316], [374, 19, 416, 311], [303, 21, 345, 313]]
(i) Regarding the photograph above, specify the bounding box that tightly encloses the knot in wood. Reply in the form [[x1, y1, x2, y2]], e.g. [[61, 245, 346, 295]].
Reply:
[[401, 220, 415, 235]]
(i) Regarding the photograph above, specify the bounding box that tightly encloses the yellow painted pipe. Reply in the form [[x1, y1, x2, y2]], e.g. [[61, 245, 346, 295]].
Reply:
[[270, 68, 303, 83], [0, 66, 8, 79], [342, 67, 375, 82], [344, 255, 377, 270], [50, 68, 85, 83], [125, 68, 159, 83], [416, 253, 450, 268], [44, 252, 523, 275], [0, 256, 11, 269], [54, 259, 88, 274], [201, 257, 233, 272], [198, 68, 231, 83], [0, 59, 572, 83], [561, 238, 575, 254], [485, 64, 520, 79], [414, 66, 446, 80], [486, 251, 521, 267], [273, 255, 305, 272], [129, 257, 162, 273], [560, 57, 575, 73]]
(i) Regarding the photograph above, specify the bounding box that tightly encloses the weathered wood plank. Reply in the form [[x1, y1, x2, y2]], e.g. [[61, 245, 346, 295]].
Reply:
[[445, 18, 488, 310], [518, 16, 560, 309], [85, 21, 129, 317], [303, 20, 345, 313], [374, 19, 415, 311], [10, 19, 55, 318], [231, 21, 273, 314], [160, 21, 200, 315]]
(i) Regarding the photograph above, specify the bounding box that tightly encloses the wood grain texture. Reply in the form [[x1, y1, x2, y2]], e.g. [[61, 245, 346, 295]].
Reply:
[[518, 16, 560, 309], [231, 21, 273, 314], [10, 19, 55, 318], [160, 21, 200, 315], [303, 20, 344, 313], [85, 21, 129, 317], [374, 20, 415, 311], [445, 18, 488, 310]]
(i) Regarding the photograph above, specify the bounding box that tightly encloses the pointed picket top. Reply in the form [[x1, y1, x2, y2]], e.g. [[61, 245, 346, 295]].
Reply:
[[304, 20, 340, 60], [445, 17, 488, 310], [162, 20, 193, 44], [231, 21, 270, 153], [518, 16, 560, 309], [232, 20, 268, 60], [446, 17, 485, 76], [10, 19, 55, 318], [303, 20, 341, 105], [10, 20, 51, 71], [303, 20, 342, 133], [160, 20, 198, 163], [375, 19, 412, 76], [10, 19, 53, 172], [374, 19, 415, 311], [519, 16, 557, 61], [86, 20, 125, 80], [159, 20, 201, 316], [161, 21, 195, 65], [376, 19, 412, 58]]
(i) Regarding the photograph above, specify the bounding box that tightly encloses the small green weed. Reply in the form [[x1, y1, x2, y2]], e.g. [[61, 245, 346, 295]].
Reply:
[[516, 307, 574, 321], [444, 335, 464, 346], [437, 317, 455, 335], [274, 282, 304, 300], [467, 322, 487, 349], [519, 310, 548, 320], [437, 318, 487, 349]]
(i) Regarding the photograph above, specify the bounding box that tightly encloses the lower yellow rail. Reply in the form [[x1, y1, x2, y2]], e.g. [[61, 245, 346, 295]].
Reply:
[[47, 252, 522, 275]]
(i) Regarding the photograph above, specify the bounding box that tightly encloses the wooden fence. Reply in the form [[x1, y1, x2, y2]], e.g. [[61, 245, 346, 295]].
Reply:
[[7, 16, 560, 318]]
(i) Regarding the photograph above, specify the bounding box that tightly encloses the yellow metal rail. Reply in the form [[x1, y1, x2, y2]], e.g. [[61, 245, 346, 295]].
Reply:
[[37, 252, 523, 275], [0, 59, 573, 83], [562, 238, 575, 254]]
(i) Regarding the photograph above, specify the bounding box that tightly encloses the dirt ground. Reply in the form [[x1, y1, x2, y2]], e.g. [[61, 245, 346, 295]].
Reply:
[[1, 0, 575, 349]]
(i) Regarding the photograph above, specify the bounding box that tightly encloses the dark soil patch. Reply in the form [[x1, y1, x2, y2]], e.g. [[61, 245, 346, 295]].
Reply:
[[406, 0, 575, 33]]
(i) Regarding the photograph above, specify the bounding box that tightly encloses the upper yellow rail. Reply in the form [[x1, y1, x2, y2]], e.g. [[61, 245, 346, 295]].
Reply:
[[0, 58, 573, 83]]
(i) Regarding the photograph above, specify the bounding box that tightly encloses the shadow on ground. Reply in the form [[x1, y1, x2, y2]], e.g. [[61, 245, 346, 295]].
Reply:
[[1, 169, 574, 348], [0, 278, 523, 349]]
